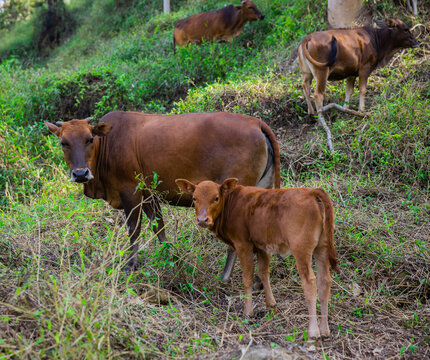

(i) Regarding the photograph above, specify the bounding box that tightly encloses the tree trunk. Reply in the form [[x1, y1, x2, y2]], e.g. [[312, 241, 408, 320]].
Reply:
[[163, 0, 170, 14], [328, 0, 362, 28]]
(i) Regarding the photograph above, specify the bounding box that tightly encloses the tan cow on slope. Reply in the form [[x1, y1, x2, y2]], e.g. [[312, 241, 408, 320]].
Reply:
[[176, 178, 339, 339], [298, 19, 419, 114]]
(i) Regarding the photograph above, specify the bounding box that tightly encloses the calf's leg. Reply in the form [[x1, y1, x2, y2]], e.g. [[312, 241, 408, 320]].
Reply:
[[314, 248, 332, 337], [294, 253, 320, 339], [256, 249, 276, 309], [237, 244, 255, 316]]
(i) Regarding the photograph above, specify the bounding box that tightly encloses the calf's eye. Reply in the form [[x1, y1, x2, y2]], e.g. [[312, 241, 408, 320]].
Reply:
[[215, 196, 219, 202], [87, 138, 94, 144]]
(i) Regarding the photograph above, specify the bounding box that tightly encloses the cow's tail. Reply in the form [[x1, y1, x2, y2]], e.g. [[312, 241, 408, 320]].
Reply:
[[315, 189, 339, 273], [259, 120, 281, 189], [302, 35, 337, 68], [173, 33, 177, 54]]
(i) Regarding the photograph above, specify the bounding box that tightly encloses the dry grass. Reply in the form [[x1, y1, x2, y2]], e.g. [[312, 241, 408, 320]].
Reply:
[[1, 164, 429, 358]]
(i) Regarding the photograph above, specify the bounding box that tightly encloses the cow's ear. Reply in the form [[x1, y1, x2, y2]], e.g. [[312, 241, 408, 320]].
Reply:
[[175, 179, 196, 194], [92, 122, 112, 137], [374, 20, 386, 29], [221, 178, 238, 195], [386, 18, 397, 28], [45, 121, 61, 137]]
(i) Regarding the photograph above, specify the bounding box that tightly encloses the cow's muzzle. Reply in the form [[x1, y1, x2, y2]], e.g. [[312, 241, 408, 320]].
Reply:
[[259, 14, 265, 20], [71, 168, 94, 183]]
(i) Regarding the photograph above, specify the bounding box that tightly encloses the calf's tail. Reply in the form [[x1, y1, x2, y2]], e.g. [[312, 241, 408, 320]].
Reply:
[[316, 189, 339, 273], [302, 35, 337, 68], [259, 120, 281, 189]]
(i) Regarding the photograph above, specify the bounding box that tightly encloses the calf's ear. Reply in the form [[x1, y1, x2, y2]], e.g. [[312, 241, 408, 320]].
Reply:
[[45, 121, 61, 137], [92, 122, 112, 137], [221, 178, 238, 195], [175, 179, 196, 194]]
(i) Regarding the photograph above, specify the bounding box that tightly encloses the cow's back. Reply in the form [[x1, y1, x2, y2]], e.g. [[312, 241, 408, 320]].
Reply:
[[98, 111, 271, 207]]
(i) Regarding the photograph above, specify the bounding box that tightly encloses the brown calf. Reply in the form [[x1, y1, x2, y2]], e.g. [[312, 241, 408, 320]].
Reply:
[[298, 19, 419, 114], [175, 178, 339, 339], [173, 0, 264, 53]]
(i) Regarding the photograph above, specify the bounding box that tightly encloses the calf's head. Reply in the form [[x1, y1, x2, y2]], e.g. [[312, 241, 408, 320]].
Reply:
[[239, 0, 265, 21], [45, 118, 112, 183], [375, 19, 419, 49], [175, 178, 238, 228]]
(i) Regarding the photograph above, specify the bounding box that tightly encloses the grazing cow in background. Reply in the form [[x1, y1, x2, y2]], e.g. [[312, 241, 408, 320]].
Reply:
[[173, 0, 264, 53], [298, 19, 419, 114], [45, 111, 280, 279], [176, 178, 339, 339]]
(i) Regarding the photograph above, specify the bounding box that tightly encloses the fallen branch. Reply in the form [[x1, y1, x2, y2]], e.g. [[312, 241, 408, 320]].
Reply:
[[315, 103, 366, 154], [317, 113, 334, 154], [317, 103, 365, 117]]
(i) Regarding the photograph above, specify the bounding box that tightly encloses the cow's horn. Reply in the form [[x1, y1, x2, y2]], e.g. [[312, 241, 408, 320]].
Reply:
[[84, 117, 93, 123], [56, 121, 64, 126]]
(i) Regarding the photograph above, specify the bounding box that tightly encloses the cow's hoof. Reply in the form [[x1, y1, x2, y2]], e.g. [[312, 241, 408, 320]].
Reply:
[[122, 260, 137, 272], [252, 276, 263, 291]]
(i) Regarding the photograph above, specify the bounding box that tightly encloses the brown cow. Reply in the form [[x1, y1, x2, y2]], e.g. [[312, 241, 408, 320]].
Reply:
[[45, 111, 280, 278], [175, 178, 339, 339], [173, 0, 264, 53], [298, 19, 419, 114]]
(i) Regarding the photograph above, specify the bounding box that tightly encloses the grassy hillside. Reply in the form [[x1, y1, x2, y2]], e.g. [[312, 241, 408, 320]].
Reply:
[[0, 0, 429, 358]]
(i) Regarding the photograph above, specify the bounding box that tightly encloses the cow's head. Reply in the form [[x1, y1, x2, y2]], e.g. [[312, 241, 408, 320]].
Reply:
[[238, 0, 265, 21], [375, 19, 419, 49], [175, 178, 238, 228], [45, 118, 112, 183]]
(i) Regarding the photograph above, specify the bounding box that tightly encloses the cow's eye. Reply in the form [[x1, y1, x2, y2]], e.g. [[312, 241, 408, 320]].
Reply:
[[60, 141, 69, 148], [215, 196, 219, 202], [87, 137, 94, 144], [192, 197, 196, 202]]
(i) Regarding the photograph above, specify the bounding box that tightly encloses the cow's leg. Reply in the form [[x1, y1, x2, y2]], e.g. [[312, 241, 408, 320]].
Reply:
[[142, 200, 168, 243], [256, 249, 276, 309], [302, 72, 315, 115], [314, 248, 332, 338], [221, 246, 237, 282], [313, 69, 329, 113], [358, 70, 370, 112], [121, 194, 143, 269], [294, 252, 320, 339], [236, 244, 255, 316], [344, 76, 356, 109]]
